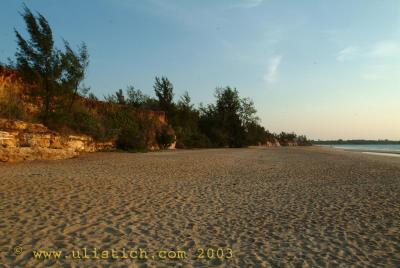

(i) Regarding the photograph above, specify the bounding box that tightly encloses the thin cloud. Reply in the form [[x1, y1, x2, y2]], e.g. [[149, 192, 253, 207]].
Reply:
[[368, 41, 400, 58], [232, 0, 264, 9], [337, 40, 400, 62], [264, 55, 282, 83], [336, 40, 400, 80], [361, 73, 382, 81], [361, 64, 386, 81], [336, 46, 359, 62]]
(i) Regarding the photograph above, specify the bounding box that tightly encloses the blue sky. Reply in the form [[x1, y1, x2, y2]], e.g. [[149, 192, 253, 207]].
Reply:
[[1, 0, 400, 139]]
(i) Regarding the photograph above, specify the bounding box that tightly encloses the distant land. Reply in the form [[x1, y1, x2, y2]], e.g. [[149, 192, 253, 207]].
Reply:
[[312, 140, 400, 145]]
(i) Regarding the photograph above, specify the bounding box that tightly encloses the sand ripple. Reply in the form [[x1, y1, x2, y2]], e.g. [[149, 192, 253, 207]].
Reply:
[[0, 147, 399, 267]]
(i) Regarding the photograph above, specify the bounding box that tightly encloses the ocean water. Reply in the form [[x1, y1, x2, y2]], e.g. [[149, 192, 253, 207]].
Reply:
[[325, 144, 400, 152]]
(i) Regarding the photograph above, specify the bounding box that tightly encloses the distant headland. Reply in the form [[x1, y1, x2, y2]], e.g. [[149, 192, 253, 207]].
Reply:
[[313, 140, 400, 145]]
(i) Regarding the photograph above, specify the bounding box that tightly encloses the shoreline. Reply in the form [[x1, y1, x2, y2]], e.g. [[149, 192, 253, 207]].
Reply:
[[362, 151, 400, 157], [314, 144, 400, 157]]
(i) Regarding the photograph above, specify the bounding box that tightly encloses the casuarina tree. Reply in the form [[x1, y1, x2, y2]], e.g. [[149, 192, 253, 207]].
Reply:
[[153, 76, 174, 115], [14, 5, 88, 124]]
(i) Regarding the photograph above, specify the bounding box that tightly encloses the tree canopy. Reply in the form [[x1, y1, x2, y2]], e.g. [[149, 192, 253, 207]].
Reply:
[[14, 5, 89, 123], [153, 76, 174, 115]]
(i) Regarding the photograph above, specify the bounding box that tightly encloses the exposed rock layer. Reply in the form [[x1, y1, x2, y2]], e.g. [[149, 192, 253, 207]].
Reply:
[[0, 119, 114, 162]]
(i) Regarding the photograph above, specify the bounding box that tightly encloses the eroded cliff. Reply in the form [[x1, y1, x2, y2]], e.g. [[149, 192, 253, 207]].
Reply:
[[0, 119, 114, 162]]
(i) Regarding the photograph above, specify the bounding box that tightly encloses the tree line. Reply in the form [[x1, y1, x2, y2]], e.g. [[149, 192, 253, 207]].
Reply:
[[0, 6, 310, 150]]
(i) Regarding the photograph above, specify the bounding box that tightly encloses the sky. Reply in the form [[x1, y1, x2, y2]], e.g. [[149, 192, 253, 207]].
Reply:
[[1, 0, 400, 140]]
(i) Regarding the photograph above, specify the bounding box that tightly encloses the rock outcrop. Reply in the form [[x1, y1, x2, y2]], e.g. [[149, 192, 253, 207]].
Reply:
[[0, 119, 114, 162], [0, 67, 176, 158], [265, 138, 281, 147], [0, 67, 25, 98]]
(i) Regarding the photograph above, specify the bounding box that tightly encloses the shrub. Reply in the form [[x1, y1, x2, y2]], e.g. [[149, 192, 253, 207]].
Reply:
[[0, 99, 26, 120], [156, 125, 175, 149], [116, 122, 147, 151], [175, 127, 211, 148], [111, 108, 149, 150], [0, 86, 28, 121], [70, 111, 103, 139]]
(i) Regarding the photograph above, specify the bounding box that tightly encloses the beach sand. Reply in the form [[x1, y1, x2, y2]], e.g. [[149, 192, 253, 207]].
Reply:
[[0, 147, 399, 267]]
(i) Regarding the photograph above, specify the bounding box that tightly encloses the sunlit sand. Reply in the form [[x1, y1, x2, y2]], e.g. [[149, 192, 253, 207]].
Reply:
[[1, 147, 399, 267]]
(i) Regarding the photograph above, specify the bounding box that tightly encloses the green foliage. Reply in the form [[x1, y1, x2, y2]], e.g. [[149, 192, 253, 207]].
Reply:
[[153, 76, 173, 114], [148, 80, 306, 148], [68, 110, 104, 140], [105, 89, 125, 104], [61, 41, 89, 112], [88, 92, 99, 101], [42, 103, 103, 140], [100, 106, 152, 150], [141, 97, 160, 110], [278, 132, 297, 145], [117, 122, 147, 151], [4, 7, 311, 151], [0, 98, 26, 120], [71, 112, 99, 135], [239, 97, 259, 128], [14, 5, 89, 124], [0, 76, 27, 120], [171, 91, 202, 147], [197, 87, 248, 147], [115, 89, 126, 104], [175, 126, 211, 148], [198, 103, 224, 147], [265, 131, 277, 143], [101, 106, 134, 136], [245, 122, 268, 146], [126, 86, 148, 108], [105, 87, 161, 110], [178, 91, 192, 110], [156, 125, 175, 149], [296, 135, 311, 146], [216, 87, 246, 147]]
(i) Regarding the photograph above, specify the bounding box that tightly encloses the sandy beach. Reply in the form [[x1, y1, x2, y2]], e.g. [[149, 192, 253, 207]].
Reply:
[[0, 147, 399, 267]]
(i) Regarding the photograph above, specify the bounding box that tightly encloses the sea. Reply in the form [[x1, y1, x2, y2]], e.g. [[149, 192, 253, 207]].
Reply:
[[323, 144, 400, 153]]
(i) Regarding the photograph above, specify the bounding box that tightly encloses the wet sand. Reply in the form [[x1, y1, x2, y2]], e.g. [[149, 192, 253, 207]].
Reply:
[[0, 147, 399, 267]]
